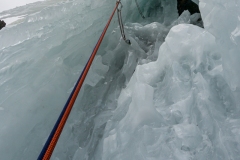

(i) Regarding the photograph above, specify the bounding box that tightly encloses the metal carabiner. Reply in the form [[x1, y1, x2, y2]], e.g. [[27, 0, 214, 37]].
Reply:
[[116, 1, 131, 45], [117, 1, 123, 11]]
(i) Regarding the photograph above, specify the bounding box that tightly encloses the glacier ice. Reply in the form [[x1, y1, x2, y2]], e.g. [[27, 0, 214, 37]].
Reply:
[[0, 0, 240, 160]]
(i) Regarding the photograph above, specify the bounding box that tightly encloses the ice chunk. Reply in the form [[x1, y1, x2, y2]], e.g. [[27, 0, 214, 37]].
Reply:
[[200, 0, 240, 89], [99, 21, 240, 159]]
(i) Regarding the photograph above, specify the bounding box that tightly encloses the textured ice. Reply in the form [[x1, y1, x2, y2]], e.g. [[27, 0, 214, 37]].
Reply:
[[0, 0, 240, 160], [192, 0, 199, 5]]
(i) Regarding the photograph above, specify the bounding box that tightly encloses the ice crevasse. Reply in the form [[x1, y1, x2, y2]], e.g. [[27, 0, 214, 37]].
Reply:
[[0, 0, 240, 159]]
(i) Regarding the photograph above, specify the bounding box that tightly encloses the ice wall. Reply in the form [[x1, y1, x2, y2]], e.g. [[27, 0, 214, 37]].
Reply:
[[0, 0, 119, 159], [0, 0, 240, 159], [0, 0, 179, 159]]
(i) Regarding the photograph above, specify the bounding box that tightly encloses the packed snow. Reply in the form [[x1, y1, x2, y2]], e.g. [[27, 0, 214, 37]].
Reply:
[[0, 0, 240, 159]]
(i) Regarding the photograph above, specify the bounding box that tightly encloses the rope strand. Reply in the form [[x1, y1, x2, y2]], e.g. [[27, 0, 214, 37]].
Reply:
[[38, 1, 121, 159]]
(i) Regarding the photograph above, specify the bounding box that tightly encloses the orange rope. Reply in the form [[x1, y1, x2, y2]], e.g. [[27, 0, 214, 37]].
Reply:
[[42, 2, 120, 159]]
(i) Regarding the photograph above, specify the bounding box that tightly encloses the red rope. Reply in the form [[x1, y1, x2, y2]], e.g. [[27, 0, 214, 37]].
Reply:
[[42, 2, 120, 159]]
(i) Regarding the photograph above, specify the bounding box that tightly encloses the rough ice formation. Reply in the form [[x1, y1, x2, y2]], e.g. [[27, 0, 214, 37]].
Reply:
[[97, 0, 240, 159], [100, 24, 240, 160], [0, 0, 240, 160]]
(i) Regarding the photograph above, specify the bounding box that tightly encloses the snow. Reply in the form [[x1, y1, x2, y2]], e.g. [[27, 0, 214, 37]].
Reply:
[[0, 0, 240, 159]]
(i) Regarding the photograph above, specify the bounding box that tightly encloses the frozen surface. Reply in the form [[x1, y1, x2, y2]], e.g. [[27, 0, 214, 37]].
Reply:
[[0, 0, 45, 12], [192, 0, 199, 5], [0, 0, 67, 24], [0, 0, 240, 159]]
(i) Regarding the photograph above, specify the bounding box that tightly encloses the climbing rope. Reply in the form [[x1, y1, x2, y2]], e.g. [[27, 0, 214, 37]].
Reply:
[[38, 1, 121, 159], [135, 0, 145, 19], [117, 2, 131, 45]]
